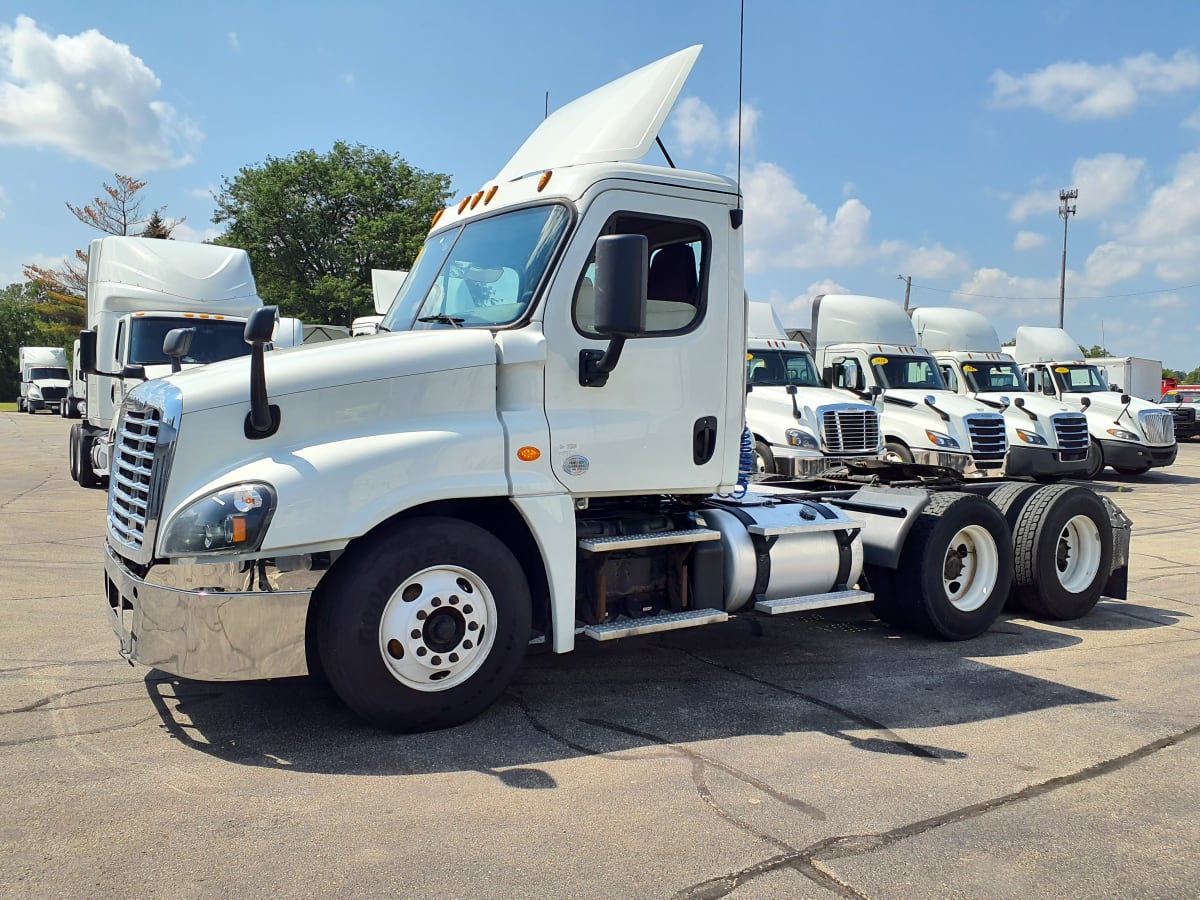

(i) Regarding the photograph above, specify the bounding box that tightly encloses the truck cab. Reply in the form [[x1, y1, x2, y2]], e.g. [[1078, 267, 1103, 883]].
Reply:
[[17, 346, 69, 414], [911, 307, 1090, 479], [1013, 326, 1177, 476], [811, 294, 1009, 476], [745, 302, 883, 476]]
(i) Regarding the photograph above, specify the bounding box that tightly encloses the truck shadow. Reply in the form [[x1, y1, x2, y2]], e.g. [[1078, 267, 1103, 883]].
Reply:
[[145, 611, 1118, 779], [1080, 471, 1200, 491]]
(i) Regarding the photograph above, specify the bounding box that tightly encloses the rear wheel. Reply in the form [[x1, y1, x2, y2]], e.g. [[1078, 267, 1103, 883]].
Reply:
[[892, 492, 1012, 640], [316, 517, 531, 733], [1009, 485, 1113, 620]]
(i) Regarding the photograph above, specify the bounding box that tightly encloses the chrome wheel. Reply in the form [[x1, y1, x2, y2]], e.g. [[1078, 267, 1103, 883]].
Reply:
[[941, 524, 999, 613], [1055, 514, 1102, 594], [378, 565, 497, 693]]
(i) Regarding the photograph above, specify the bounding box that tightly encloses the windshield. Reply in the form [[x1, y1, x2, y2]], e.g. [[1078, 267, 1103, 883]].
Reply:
[[1052, 364, 1108, 394], [746, 348, 822, 387], [961, 361, 1026, 394], [29, 367, 68, 380], [128, 318, 252, 366], [379, 204, 571, 332], [1162, 391, 1200, 404], [871, 354, 946, 390]]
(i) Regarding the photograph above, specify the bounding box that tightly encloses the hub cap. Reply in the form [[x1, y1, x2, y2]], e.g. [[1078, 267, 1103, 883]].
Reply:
[[1056, 514, 1102, 593], [378, 565, 497, 692], [941, 525, 999, 612]]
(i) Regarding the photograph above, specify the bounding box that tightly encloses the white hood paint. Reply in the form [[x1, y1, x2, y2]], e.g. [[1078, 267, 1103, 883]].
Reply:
[[495, 45, 701, 182]]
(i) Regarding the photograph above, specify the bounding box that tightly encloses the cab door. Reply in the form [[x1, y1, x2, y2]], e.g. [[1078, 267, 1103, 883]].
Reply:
[[540, 187, 738, 495]]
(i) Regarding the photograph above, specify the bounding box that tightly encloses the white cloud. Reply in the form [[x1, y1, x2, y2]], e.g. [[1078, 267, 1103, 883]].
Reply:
[[671, 97, 758, 157], [1148, 293, 1184, 309], [724, 104, 758, 149], [341, 72, 354, 87], [1083, 241, 1143, 286], [990, 50, 1200, 120], [842, 182, 857, 198], [0, 15, 201, 171], [228, 31, 239, 52], [190, 184, 217, 200], [1014, 230, 1047, 251], [742, 161, 875, 272], [1183, 108, 1200, 130], [902, 244, 968, 280], [170, 221, 223, 243], [1009, 153, 1144, 222]]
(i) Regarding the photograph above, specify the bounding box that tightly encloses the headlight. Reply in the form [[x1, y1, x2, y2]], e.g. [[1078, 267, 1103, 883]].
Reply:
[[29, 386, 42, 399], [925, 430, 960, 449], [785, 428, 820, 450], [1015, 428, 1047, 446], [159, 483, 277, 556], [1106, 428, 1139, 441]]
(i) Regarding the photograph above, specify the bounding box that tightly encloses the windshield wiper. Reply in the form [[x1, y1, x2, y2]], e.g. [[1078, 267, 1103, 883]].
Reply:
[[417, 314, 465, 327], [376, 325, 391, 333]]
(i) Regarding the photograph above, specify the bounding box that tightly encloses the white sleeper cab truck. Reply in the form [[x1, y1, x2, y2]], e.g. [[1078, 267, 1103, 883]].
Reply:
[[99, 47, 1130, 733], [1013, 327, 1176, 477], [57, 338, 86, 419], [811, 294, 1009, 476], [71, 236, 264, 488], [17, 346, 69, 414], [745, 301, 883, 476], [911, 308, 1090, 480]]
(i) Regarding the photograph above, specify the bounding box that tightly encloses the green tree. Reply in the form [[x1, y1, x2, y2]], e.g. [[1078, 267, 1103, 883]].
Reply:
[[212, 142, 452, 324], [1163, 367, 1187, 382], [0, 282, 43, 401], [1185, 367, 1200, 385], [1078, 344, 1110, 358]]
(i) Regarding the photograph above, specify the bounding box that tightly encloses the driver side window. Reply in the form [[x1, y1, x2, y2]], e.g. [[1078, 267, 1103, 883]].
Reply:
[[941, 365, 959, 392], [1040, 368, 1057, 395]]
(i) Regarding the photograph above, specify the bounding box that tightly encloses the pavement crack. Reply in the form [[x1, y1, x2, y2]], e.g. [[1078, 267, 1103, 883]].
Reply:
[[0, 681, 137, 715], [0, 475, 53, 511]]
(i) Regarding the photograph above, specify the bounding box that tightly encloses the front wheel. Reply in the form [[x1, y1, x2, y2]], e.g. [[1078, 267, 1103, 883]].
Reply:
[[1082, 440, 1105, 480], [316, 517, 531, 733], [1112, 464, 1151, 476], [884, 441, 914, 464], [753, 439, 775, 475]]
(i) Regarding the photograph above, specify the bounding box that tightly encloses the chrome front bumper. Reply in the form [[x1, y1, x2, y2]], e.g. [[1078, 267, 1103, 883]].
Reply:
[[772, 450, 882, 478], [103, 543, 321, 681], [909, 448, 1005, 478]]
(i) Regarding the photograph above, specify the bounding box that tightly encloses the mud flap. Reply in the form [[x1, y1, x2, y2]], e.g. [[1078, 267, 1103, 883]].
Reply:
[[1100, 495, 1132, 600]]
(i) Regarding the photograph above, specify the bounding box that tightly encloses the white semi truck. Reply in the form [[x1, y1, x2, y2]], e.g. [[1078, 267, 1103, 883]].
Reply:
[[1012, 327, 1176, 477], [745, 301, 884, 476], [71, 237, 263, 488], [911, 308, 1091, 480], [16, 346, 69, 414], [99, 46, 1130, 733], [811, 294, 1010, 476]]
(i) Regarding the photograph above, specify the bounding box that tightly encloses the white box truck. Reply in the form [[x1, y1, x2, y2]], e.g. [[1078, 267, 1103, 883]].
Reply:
[[911, 308, 1091, 480], [810, 294, 1010, 476], [1090, 356, 1162, 402], [70, 237, 263, 488], [17, 346, 69, 414], [99, 46, 1130, 732], [1012, 327, 1176, 476], [745, 301, 884, 476]]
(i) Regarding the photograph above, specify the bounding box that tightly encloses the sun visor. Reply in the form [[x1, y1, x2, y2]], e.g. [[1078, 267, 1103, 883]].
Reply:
[[494, 45, 702, 183]]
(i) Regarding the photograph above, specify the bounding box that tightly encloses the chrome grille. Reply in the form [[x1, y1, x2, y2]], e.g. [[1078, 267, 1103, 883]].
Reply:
[[108, 406, 161, 551], [1138, 409, 1175, 446], [1050, 412, 1090, 456], [965, 413, 1008, 460], [819, 405, 881, 454]]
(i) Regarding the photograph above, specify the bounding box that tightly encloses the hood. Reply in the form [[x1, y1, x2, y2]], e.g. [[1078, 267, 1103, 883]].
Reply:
[[495, 46, 701, 182], [748, 385, 869, 420], [30, 377, 70, 389], [151, 329, 499, 414], [1068, 391, 1159, 418], [883, 389, 999, 420]]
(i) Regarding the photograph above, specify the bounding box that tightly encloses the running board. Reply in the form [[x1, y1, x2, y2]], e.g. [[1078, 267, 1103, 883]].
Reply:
[[578, 528, 720, 553], [583, 609, 729, 641], [754, 589, 874, 615]]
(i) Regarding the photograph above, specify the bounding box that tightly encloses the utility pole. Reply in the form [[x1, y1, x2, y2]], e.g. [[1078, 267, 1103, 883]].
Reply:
[[1058, 188, 1078, 328], [897, 274, 912, 311]]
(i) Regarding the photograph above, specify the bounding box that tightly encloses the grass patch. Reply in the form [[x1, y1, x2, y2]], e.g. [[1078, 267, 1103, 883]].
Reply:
[[0, 402, 16, 412]]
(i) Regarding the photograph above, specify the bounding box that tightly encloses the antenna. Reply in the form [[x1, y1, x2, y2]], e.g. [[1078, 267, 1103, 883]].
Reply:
[[736, 0, 745, 210], [544, 91, 549, 120]]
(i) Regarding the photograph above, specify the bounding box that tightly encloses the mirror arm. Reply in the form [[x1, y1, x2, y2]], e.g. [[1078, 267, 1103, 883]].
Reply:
[[579, 338, 627, 388]]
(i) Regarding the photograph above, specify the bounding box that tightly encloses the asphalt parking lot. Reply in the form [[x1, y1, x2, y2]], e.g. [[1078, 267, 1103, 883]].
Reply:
[[2, 409, 1198, 899]]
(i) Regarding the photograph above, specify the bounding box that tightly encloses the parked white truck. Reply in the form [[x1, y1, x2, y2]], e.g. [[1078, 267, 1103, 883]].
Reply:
[[911, 308, 1091, 480], [1012, 327, 1176, 477], [1090, 356, 1162, 403], [70, 236, 263, 488], [17, 346, 69, 414], [745, 301, 884, 476], [811, 294, 1010, 476], [56, 338, 86, 419], [98, 47, 1129, 733]]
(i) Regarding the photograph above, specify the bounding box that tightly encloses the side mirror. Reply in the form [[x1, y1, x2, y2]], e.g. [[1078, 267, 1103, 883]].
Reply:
[[593, 234, 647, 338], [245, 306, 281, 438], [244, 307, 277, 344], [579, 235, 647, 387], [869, 385, 882, 398], [1120, 393, 1131, 404], [1110, 384, 1122, 392], [78, 330, 97, 376], [163, 328, 195, 374]]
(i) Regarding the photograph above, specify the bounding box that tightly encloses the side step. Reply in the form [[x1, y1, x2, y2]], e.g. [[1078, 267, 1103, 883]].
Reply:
[[754, 589, 874, 616], [583, 609, 729, 641], [578, 528, 720, 553]]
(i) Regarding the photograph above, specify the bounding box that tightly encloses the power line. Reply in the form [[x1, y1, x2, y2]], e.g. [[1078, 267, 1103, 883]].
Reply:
[[908, 280, 1200, 302]]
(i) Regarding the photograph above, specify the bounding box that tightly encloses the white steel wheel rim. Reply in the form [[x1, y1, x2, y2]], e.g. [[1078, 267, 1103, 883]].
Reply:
[[378, 565, 497, 693], [1056, 514, 1102, 593], [885, 449, 906, 463], [941, 524, 999, 612], [754, 450, 768, 473]]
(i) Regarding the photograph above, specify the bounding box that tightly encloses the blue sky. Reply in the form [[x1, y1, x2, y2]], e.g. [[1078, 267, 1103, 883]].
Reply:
[[3, 1, 1200, 368]]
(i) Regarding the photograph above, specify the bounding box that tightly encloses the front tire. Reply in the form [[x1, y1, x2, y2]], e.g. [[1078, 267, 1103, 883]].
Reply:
[[1082, 439, 1104, 480], [892, 492, 1012, 641], [1112, 464, 1151, 476], [884, 441, 914, 464], [1009, 485, 1113, 620], [753, 439, 775, 475], [317, 517, 531, 733], [70, 424, 102, 489]]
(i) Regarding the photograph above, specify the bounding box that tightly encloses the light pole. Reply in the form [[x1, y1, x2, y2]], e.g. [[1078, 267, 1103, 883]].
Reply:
[[1058, 188, 1078, 329], [897, 274, 912, 311]]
